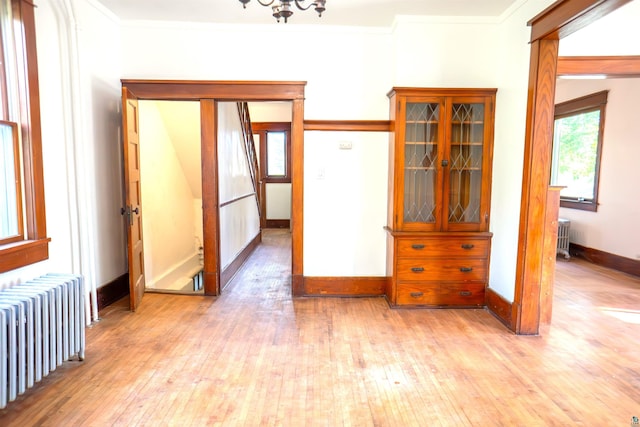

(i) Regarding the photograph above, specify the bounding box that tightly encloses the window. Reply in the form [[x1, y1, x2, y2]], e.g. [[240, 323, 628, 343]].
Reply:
[[0, 0, 49, 273], [266, 131, 286, 177], [252, 122, 291, 183], [551, 90, 607, 211], [0, 120, 22, 244]]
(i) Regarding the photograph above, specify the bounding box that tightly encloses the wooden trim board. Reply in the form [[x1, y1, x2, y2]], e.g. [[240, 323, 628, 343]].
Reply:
[[97, 273, 129, 311], [485, 287, 516, 331], [301, 277, 388, 297], [221, 232, 262, 289], [570, 243, 640, 278]]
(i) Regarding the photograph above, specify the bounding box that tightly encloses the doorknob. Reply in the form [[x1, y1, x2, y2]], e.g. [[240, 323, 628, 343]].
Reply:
[[120, 205, 139, 226]]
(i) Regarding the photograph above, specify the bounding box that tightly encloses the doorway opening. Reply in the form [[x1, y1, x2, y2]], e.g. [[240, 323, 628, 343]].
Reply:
[[121, 80, 306, 309], [138, 100, 204, 294]]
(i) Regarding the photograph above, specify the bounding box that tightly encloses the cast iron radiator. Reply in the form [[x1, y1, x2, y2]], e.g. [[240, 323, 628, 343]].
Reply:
[[0, 274, 85, 409], [557, 218, 571, 259]]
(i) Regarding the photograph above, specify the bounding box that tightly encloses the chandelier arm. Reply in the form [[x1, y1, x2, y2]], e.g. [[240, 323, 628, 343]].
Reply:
[[256, 0, 277, 6], [292, 0, 318, 11]]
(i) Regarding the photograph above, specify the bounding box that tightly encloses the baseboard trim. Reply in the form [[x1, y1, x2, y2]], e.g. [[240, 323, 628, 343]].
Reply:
[[97, 273, 129, 311], [265, 219, 290, 229], [221, 232, 262, 289], [570, 243, 640, 277], [300, 276, 387, 297], [292, 274, 304, 296], [485, 287, 515, 331]]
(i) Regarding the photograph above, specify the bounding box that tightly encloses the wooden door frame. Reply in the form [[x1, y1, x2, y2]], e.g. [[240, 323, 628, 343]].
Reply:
[[513, 0, 632, 334], [120, 80, 306, 296]]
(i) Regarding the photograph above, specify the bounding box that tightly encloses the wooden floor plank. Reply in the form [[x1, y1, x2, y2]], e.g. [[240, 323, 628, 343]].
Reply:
[[0, 229, 639, 426]]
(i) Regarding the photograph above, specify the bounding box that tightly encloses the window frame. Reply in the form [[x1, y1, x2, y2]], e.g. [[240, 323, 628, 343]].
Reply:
[[0, 0, 49, 274], [252, 122, 291, 184], [552, 90, 608, 212]]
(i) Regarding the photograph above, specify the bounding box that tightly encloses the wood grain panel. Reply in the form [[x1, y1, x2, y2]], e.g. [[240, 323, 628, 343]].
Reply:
[[120, 80, 306, 101], [514, 38, 559, 335], [396, 238, 489, 258], [485, 287, 515, 330], [291, 98, 304, 296], [396, 282, 485, 306], [557, 55, 640, 78], [0, 238, 50, 273], [303, 120, 392, 132], [302, 277, 387, 296], [396, 258, 486, 282], [200, 99, 220, 296], [570, 243, 640, 278], [540, 187, 563, 326]]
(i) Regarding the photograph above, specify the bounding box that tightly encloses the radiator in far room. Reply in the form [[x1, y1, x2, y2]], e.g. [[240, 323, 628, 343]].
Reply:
[[557, 218, 571, 259], [0, 273, 85, 409]]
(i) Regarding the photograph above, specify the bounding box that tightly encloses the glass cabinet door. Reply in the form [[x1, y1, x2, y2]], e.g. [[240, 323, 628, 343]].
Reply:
[[448, 102, 485, 225], [403, 101, 440, 227]]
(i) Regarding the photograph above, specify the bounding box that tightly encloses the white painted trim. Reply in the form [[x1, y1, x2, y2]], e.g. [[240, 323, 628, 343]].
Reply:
[[48, 0, 99, 325]]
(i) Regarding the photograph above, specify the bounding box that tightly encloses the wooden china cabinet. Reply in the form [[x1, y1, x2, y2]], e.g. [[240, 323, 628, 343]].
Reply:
[[385, 88, 496, 307]]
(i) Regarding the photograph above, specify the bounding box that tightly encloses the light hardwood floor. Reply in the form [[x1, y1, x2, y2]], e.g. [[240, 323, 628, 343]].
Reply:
[[1, 229, 639, 426]]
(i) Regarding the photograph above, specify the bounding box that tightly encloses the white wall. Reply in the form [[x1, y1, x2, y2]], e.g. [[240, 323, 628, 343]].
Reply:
[[248, 102, 291, 122], [559, 0, 640, 56], [266, 184, 292, 220], [392, 17, 499, 87], [139, 101, 199, 287], [217, 102, 260, 269], [555, 78, 640, 260], [304, 131, 388, 276]]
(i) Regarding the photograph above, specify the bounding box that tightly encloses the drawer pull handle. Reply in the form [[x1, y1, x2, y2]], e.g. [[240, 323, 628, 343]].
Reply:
[[411, 244, 425, 250], [459, 267, 473, 272], [461, 244, 475, 250], [410, 292, 424, 298], [459, 291, 472, 296], [411, 267, 425, 273]]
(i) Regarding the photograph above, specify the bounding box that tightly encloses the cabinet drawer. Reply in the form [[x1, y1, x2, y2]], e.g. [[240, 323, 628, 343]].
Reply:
[[397, 238, 489, 258], [397, 283, 485, 306], [397, 258, 486, 281]]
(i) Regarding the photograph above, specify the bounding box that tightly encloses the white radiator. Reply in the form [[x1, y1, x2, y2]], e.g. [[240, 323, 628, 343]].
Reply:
[[557, 218, 571, 259], [0, 274, 85, 409]]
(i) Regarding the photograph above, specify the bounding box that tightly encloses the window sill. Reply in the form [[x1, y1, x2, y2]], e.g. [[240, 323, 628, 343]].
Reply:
[[560, 199, 597, 212], [0, 238, 51, 273]]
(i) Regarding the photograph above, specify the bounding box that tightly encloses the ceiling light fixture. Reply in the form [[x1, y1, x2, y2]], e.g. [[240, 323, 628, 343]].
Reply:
[[238, 0, 327, 23]]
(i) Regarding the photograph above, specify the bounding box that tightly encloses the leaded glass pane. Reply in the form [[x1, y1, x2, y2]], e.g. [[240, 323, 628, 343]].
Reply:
[[404, 102, 439, 224], [449, 103, 483, 223]]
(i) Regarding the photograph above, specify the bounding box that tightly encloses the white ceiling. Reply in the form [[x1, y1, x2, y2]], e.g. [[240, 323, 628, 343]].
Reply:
[[94, 0, 520, 26]]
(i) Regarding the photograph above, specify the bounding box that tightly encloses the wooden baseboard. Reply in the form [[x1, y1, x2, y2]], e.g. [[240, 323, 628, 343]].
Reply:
[[265, 219, 290, 229], [485, 287, 516, 331], [300, 277, 387, 297], [221, 232, 262, 289], [97, 273, 129, 311], [570, 243, 640, 277]]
